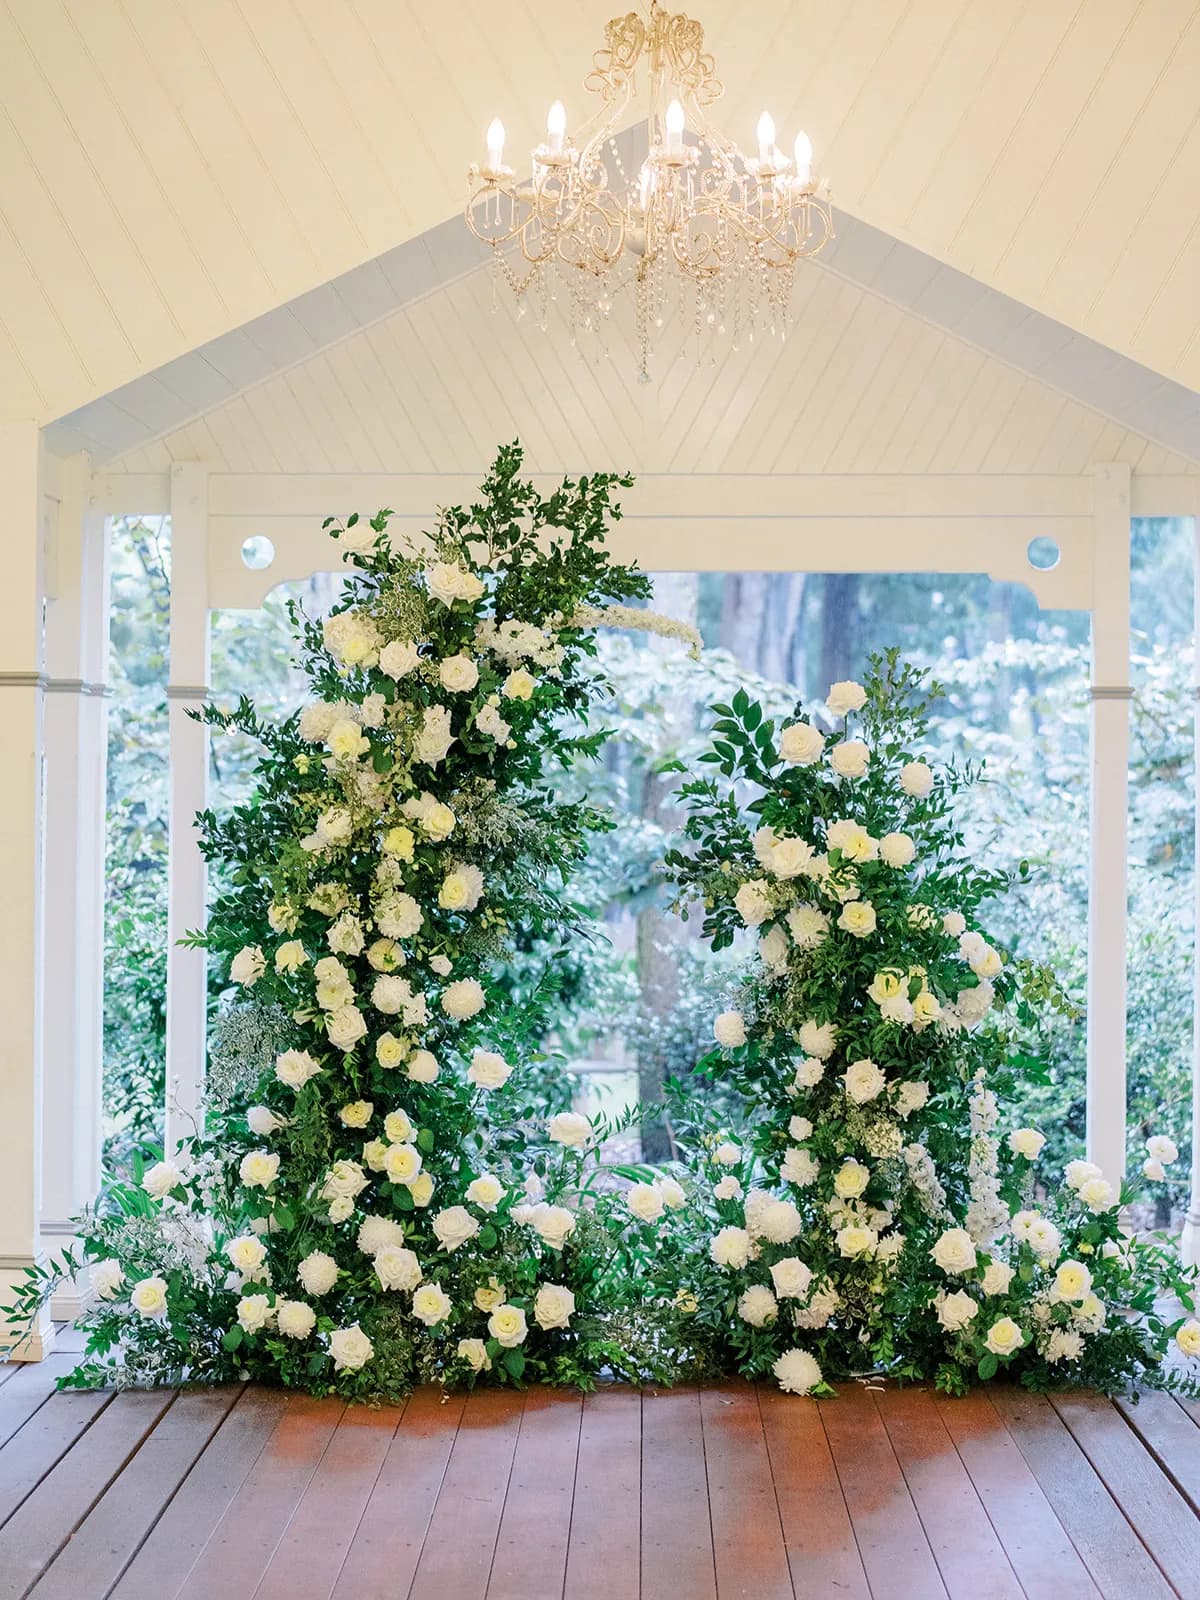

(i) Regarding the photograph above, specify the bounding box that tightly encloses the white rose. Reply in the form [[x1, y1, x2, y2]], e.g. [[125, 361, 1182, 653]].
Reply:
[[830, 740, 870, 778], [1146, 1135, 1179, 1164], [1143, 1157, 1167, 1181], [911, 991, 941, 1029], [768, 836, 815, 879], [1064, 1159, 1103, 1191], [779, 721, 824, 764], [130, 1275, 169, 1321], [466, 1173, 505, 1212], [442, 979, 486, 1020], [533, 1282, 575, 1330], [274, 1048, 322, 1089], [246, 1105, 283, 1138], [938, 1290, 980, 1332], [384, 1143, 423, 1185], [980, 1260, 1015, 1296], [738, 1285, 778, 1327], [503, 668, 536, 701], [408, 1172, 435, 1208], [438, 653, 479, 693], [277, 1300, 317, 1340], [792, 1058, 825, 1091], [734, 880, 773, 927], [788, 1116, 813, 1142], [414, 705, 455, 767], [942, 911, 966, 937], [528, 1203, 576, 1250], [320, 1159, 369, 1200], [833, 1159, 871, 1199], [432, 1206, 480, 1252], [932, 1228, 978, 1275], [1008, 1128, 1046, 1160], [548, 1111, 591, 1148], [412, 1284, 453, 1327], [458, 1337, 491, 1372], [770, 1257, 813, 1299], [899, 760, 935, 798], [838, 900, 877, 938], [429, 954, 452, 977], [326, 718, 370, 762], [298, 702, 341, 743], [984, 1317, 1025, 1357], [488, 1304, 529, 1349], [757, 1199, 803, 1244], [825, 819, 876, 863], [1078, 1176, 1116, 1213], [326, 1004, 368, 1052], [225, 1234, 269, 1276], [427, 561, 484, 607], [468, 1049, 512, 1090], [339, 1100, 374, 1130], [237, 1293, 273, 1334], [879, 832, 916, 868], [142, 1159, 183, 1199], [438, 864, 485, 913], [329, 1323, 374, 1370], [759, 924, 790, 976], [826, 680, 867, 717], [710, 1226, 752, 1269], [90, 1259, 125, 1300], [836, 1224, 877, 1258], [894, 1081, 930, 1116], [407, 1049, 440, 1083], [797, 1020, 836, 1060], [627, 1182, 666, 1223], [375, 1245, 424, 1292], [239, 1150, 280, 1190], [1052, 1260, 1093, 1303], [773, 1348, 822, 1395], [230, 945, 266, 987], [274, 940, 308, 975], [298, 1250, 340, 1296], [713, 1175, 744, 1201], [379, 638, 420, 679], [844, 1059, 886, 1104], [714, 1010, 747, 1048], [1176, 1320, 1200, 1358]]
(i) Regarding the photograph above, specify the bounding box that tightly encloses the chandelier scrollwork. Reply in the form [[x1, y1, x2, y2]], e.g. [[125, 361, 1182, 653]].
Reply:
[[465, 1, 833, 378]]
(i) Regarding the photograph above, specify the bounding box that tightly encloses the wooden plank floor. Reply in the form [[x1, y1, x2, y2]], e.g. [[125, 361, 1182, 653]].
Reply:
[[0, 1364, 1197, 1600]]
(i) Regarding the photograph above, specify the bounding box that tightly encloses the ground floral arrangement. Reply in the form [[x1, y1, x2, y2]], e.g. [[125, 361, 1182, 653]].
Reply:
[[7, 449, 1200, 1400]]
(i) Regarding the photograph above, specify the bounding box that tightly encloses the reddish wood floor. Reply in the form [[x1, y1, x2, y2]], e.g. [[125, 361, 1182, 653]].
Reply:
[[0, 1355, 1197, 1599]]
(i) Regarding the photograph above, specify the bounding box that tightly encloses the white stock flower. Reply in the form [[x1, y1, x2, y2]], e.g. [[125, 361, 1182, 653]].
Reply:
[[548, 1111, 591, 1148], [714, 1010, 747, 1048], [738, 1285, 778, 1327], [713, 1141, 742, 1166], [894, 1081, 930, 1116], [432, 1206, 480, 1252], [773, 1348, 822, 1395], [779, 721, 824, 764], [826, 680, 867, 717], [830, 740, 870, 778], [533, 1283, 575, 1330], [475, 703, 511, 742], [1064, 1159, 1102, 1191], [713, 1174, 744, 1201], [329, 1324, 375, 1370]]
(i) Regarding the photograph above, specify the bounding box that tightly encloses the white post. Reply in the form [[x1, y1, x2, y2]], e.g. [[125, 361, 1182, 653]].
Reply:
[[40, 455, 111, 1318], [1086, 463, 1132, 1187], [165, 464, 211, 1153], [1181, 516, 1200, 1265], [0, 423, 55, 1359]]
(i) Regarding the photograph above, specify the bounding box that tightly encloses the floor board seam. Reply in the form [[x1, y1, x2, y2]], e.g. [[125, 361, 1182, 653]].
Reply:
[[245, 1400, 349, 1600], [1114, 1394, 1200, 1519], [930, 1390, 1036, 1599], [317, 1395, 408, 1600], [401, 1390, 471, 1600]]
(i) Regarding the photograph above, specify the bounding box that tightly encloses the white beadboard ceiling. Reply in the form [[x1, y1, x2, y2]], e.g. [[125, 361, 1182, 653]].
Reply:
[[49, 203, 1200, 478], [4, 0, 1200, 429]]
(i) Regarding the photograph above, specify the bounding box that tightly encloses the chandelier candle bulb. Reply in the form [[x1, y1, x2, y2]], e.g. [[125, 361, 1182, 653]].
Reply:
[[546, 100, 566, 156], [756, 110, 775, 167], [793, 129, 812, 185], [665, 97, 685, 155], [485, 118, 505, 172]]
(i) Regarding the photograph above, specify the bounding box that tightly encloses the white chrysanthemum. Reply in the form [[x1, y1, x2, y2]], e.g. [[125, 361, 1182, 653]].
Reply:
[[714, 1010, 747, 1048], [786, 905, 830, 950], [441, 979, 486, 1020], [738, 1285, 779, 1327], [797, 1020, 836, 1060], [710, 1226, 752, 1269], [773, 1348, 822, 1395]]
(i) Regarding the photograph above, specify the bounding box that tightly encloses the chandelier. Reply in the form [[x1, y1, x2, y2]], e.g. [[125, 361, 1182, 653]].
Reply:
[[465, 1, 833, 379]]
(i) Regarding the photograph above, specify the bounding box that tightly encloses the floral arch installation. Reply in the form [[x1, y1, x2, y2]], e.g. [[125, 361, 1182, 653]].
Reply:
[[9, 446, 1200, 1401]]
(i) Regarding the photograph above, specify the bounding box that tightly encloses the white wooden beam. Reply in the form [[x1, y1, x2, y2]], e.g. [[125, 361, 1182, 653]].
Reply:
[[1182, 515, 1200, 1266], [165, 463, 211, 1153], [1086, 463, 1132, 1187], [40, 454, 110, 1319], [0, 423, 56, 1360]]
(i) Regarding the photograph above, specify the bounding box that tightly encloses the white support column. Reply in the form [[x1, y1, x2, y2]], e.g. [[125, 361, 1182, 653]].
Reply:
[[0, 423, 55, 1360], [1086, 463, 1132, 1187], [1181, 517, 1200, 1266], [165, 464, 211, 1152], [40, 454, 110, 1319]]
